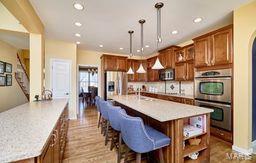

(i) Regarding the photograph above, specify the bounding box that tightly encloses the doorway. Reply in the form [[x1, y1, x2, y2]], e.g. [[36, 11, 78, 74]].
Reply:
[[252, 38, 256, 142], [78, 66, 98, 110], [50, 59, 71, 99]]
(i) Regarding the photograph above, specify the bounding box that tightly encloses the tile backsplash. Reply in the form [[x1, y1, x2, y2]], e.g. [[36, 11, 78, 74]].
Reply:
[[128, 81, 194, 96]]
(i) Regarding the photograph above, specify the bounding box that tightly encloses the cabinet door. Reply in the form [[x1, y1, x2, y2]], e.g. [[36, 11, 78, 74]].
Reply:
[[147, 69, 154, 82], [175, 49, 186, 63], [133, 61, 139, 82], [186, 61, 194, 81], [138, 61, 147, 82], [175, 63, 186, 81], [117, 58, 127, 71], [212, 28, 232, 66], [53, 127, 60, 163], [127, 60, 134, 82], [186, 45, 195, 61], [153, 70, 159, 81], [104, 56, 117, 71], [41, 136, 54, 163], [158, 51, 167, 68], [194, 37, 211, 68]]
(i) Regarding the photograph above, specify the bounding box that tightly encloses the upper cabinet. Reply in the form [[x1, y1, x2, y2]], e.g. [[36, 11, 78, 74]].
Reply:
[[174, 44, 195, 81], [147, 57, 159, 82], [159, 46, 179, 68], [127, 59, 147, 82], [193, 25, 233, 68], [101, 55, 127, 71]]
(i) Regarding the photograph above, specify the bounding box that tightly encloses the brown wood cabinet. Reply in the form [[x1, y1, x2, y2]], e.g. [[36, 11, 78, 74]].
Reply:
[[211, 126, 232, 143], [147, 57, 159, 82], [174, 45, 195, 81], [141, 92, 194, 105], [101, 54, 127, 71], [127, 59, 147, 82], [159, 46, 179, 68], [39, 106, 69, 163], [193, 25, 233, 68], [175, 63, 187, 81]]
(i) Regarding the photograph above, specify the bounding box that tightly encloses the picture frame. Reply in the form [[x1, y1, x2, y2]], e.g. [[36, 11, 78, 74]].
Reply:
[[0, 76, 5, 86], [5, 63, 12, 73], [6, 74, 12, 86], [0, 61, 5, 74]]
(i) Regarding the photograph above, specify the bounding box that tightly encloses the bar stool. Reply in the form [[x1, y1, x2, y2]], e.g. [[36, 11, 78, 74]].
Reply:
[[95, 96, 101, 128], [106, 104, 126, 163], [99, 100, 112, 145], [119, 113, 171, 163]]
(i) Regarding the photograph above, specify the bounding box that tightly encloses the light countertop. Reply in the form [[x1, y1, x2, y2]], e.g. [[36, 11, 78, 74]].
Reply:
[[110, 95, 212, 122], [0, 99, 68, 163]]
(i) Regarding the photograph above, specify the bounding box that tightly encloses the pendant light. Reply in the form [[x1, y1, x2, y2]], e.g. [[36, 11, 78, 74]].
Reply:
[[127, 30, 134, 74], [137, 19, 146, 74], [152, 2, 164, 70]]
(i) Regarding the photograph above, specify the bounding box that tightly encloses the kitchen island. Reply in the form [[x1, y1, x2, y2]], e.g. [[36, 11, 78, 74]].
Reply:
[[0, 99, 69, 163], [110, 95, 213, 163]]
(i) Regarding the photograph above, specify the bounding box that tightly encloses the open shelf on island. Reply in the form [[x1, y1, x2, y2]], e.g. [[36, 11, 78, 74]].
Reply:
[[183, 132, 207, 140], [183, 143, 207, 157]]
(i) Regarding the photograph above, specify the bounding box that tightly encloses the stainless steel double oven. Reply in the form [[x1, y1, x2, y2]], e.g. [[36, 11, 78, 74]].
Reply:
[[194, 69, 232, 131]]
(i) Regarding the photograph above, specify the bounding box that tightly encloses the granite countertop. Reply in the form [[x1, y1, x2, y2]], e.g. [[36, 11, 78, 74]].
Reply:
[[0, 99, 68, 162], [110, 95, 213, 122], [141, 91, 194, 99]]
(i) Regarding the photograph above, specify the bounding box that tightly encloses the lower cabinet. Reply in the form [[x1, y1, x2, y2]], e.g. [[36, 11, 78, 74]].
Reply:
[[40, 106, 69, 163], [211, 126, 232, 143], [141, 92, 194, 105]]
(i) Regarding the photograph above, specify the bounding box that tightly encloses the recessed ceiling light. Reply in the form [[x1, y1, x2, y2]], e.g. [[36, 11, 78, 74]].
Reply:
[[75, 33, 81, 37], [75, 22, 82, 27], [137, 50, 140, 52], [194, 17, 202, 23], [172, 30, 178, 35], [76, 41, 80, 44], [99, 45, 103, 48], [73, 3, 84, 10], [145, 45, 150, 48], [120, 47, 124, 50]]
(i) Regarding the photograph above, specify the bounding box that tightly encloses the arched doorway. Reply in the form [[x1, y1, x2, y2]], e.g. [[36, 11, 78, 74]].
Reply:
[[253, 37, 256, 141]]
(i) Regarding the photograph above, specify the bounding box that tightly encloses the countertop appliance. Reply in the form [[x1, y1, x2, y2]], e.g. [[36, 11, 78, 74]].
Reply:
[[194, 69, 232, 131], [104, 71, 127, 100], [159, 68, 175, 81]]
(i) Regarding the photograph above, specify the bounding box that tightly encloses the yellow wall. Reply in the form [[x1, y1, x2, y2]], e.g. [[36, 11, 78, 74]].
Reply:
[[233, 0, 256, 151], [0, 40, 28, 112], [45, 39, 77, 119]]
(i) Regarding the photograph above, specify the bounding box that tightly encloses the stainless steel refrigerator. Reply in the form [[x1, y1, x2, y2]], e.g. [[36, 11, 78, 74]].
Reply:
[[104, 71, 127, 100]]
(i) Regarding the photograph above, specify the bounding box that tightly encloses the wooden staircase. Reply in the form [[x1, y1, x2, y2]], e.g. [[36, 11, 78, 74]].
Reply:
[[15, 53, 30, 101]]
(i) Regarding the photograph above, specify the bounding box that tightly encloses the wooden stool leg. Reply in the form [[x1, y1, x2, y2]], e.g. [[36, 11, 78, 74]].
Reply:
[[159, 148, 164, 163], [110, 131, 115, 151], [136, 153, 141, 163], [124, 147, 130, 162], [105, 121, 109, 146], [97, 113, 101, 128], [117, 132, 122, 163]]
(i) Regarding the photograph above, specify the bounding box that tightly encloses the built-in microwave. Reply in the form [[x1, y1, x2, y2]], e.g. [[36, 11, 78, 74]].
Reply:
[[159, 69, 175, 81]]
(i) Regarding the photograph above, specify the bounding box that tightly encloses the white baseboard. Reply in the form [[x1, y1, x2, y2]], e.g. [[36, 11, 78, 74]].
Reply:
[[232, 145, 253, 155]]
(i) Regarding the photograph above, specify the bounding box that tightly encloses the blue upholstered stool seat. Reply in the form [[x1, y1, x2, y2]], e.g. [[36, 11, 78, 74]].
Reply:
[[144, 125, 171, 149]]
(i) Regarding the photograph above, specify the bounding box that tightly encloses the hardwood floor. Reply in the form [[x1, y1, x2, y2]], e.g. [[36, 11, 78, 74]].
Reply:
[[63, 104, 256, 163]]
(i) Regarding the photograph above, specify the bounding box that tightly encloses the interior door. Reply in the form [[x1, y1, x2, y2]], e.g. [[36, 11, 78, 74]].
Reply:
[[51, 59, 71, 99]]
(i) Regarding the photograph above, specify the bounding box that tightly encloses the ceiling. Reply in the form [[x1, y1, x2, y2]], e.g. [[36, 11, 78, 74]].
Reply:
[[0, 30, 29, 49], [29, 0, 250, 56]]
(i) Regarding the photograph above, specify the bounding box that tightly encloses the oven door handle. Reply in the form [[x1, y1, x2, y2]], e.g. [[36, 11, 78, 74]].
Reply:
[[195, 77, 231, 80], [195, 100, 231, 108]]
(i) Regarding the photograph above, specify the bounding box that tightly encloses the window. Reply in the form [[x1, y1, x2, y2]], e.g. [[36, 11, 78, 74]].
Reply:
[[79, 69, 98, 93]]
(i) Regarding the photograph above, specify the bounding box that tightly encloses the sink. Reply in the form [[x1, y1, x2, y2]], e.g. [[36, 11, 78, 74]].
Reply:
[[139, 97, 155, 101]]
